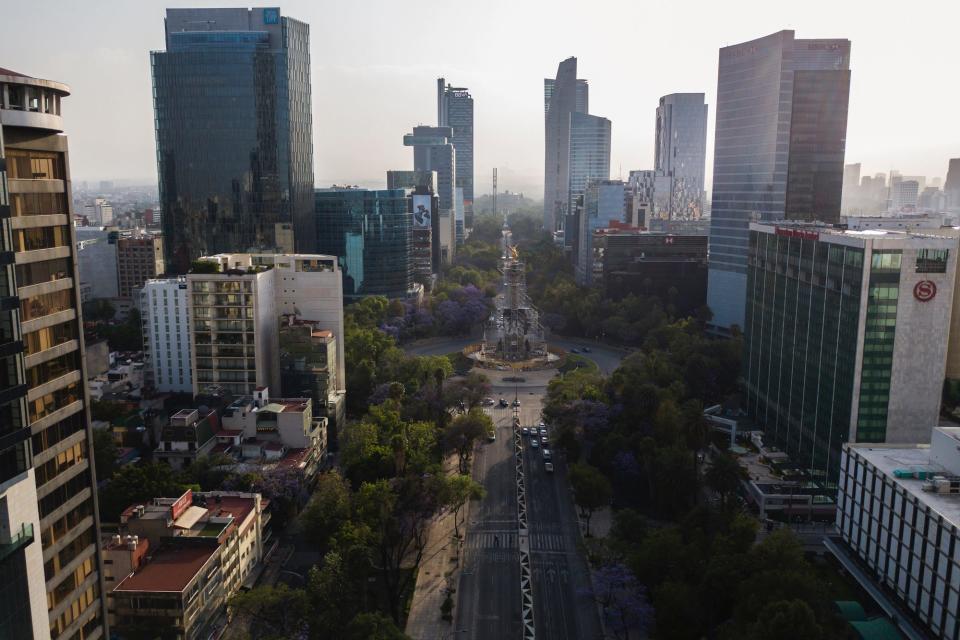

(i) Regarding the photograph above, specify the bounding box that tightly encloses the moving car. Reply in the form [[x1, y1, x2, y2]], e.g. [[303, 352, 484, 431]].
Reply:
[[544, 462, 554, 473], [521, 427, 530, 436], [487, 429, 496, 442], [499, 398, 509, 408], [539, 427, 547, 436], [582, 346, 591, 353], [512, 399, 521, 408], [482, 397, 495, 406], [540, 436, 549, 445], [542, 449, 552, 460], [530, 439, 539, 449], [570, 348, 580, 354]]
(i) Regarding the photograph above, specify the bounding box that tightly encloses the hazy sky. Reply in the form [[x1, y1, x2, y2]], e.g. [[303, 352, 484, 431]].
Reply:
[[4, 0, 958, 196]]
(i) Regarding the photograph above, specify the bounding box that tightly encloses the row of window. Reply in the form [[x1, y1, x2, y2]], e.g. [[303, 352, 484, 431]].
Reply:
[[35, 440, 86, 487], [29, 380, 81, 423]]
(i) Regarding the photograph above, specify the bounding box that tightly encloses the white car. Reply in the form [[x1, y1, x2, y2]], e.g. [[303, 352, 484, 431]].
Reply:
[[542, 449, 552, 460], [544, 462, 554, 473], [530, 439, 539, 449]]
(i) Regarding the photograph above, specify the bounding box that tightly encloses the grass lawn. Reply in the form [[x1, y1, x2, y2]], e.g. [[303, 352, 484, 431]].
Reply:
[[559, 354, 599, 375]]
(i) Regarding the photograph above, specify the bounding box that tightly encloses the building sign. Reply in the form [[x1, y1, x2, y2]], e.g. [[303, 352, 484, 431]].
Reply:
[[263, 8, 280, 24], [170, 489, 193, 520], [412, 195, 432, 229], [914, 280, 937, 302], [774, 227, 819, 241]]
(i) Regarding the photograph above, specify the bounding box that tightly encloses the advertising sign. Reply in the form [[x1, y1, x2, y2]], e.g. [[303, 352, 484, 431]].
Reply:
[[413, 195, 432, 229], [170, 489, 193, 521]]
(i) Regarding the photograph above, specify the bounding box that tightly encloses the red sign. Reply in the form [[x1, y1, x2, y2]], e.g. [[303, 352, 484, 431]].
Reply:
[[774, 227, 819, 241], [914, 280, 937, 302], [170, 489, 193, 520]]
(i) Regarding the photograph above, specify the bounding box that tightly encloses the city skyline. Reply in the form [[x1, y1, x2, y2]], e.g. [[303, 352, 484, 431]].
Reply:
[[3, 0, 957, 195]]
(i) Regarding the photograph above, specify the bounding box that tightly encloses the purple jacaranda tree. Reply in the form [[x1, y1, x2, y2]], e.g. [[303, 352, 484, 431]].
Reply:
[[578, 563, 654, 640]]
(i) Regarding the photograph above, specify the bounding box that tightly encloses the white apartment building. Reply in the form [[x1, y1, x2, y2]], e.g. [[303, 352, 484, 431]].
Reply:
[[195, 254, 345, 393], [141, 277, 192, 393], [836, 428, 960, 640]]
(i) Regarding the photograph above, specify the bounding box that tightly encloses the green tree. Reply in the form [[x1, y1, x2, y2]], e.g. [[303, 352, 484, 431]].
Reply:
[[343, 612, 411, 640], [748, 600, 822, 640], [569, 463, 612, 536], [443, 409, 492, 473], [229, 583, 310, 639], [301, 471, 352, 553], [183, 453, 235, 490], [442, 473, 486, 538], [98, 463, 189, 522], [705, 452, 748, 510], [92, 428, 118, 482]]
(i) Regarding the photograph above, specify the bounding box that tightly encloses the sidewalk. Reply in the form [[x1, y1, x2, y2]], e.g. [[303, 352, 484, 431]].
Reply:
[[405, 456, 468, 640]]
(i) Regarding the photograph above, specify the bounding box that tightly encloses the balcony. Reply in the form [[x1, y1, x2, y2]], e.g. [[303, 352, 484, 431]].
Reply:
[[0, 523, 34, 562]]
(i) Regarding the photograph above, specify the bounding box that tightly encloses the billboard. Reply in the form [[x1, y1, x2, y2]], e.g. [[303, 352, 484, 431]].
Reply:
[[413, 194, 432, 229]]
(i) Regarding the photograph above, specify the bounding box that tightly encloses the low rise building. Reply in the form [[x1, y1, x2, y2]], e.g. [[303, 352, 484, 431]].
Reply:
[[834, 427, 960, 640], [155, 408, 219, 469], [105, 490, 268, 638]]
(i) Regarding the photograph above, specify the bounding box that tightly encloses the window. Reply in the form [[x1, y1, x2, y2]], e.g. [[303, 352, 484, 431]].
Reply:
[[916, 249, 949, 274], [5, 149, 63, 180]]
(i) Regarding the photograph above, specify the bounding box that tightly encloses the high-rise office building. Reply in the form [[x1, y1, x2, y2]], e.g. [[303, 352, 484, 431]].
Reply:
[[707, 31, 852, 330], [438, 79, 474, 227], [744, 222, 957, 483], [0, 68, 107, 639], [314, 188, 414, 299], [141, 277, 193, 393], [945, 158, 960, 210], [575, 179, 630, 286], [387, 170, 441, 278], [654, 93, 708, 220], [116, 232, 164, 298], [151, 7, 315, 273], [568, 112, 611, 221], [544, 78, 588, 117], [403, 126, 456, 214], [891, 179, 920, 211], [544, 57, 589, 231]]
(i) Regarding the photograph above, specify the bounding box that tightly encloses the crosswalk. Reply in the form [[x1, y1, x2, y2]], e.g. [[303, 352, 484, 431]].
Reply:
[[466, 531, 568, 551], [467, 532, 518, 549], [529, 533, 565, 552]]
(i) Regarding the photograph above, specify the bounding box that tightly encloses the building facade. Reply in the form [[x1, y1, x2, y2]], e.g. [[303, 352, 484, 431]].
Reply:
[[116, 232, 164, 298], [279, 320, 344, 450], [387, 170, 441, 279], [544, 57, 588, 231], [187, 265, 278, 397], [654, 93, 708, 220], [568, 112, 611, 225], [314, 188, 414, 300], [745, 222, 957, 483], [437, 79, 474, 226], [75, 227, 119, 300], [575, 180, 630, 286], [141, 277, 193, 393], [707, 30, 852, 330], [946, 159, 960, 211], [151, 7, 315, 273], [836, 429, 960, 640], [1, 68, 108, 640], [403, 126, 456, 214]]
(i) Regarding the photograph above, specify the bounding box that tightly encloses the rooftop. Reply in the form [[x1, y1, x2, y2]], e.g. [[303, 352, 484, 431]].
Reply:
[[752, 221, 960, 245], [113, 544, 216, 593], [847, 443, 960, 524]]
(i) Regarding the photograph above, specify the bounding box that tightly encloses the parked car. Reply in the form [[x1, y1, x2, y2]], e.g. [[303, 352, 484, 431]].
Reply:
[[544, 462, 554, 473]]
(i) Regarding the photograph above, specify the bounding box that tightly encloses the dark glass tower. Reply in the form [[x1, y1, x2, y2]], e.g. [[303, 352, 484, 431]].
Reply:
[[152, 7, 314, 274], [706, 31, 851, 330], [544, 57, 589, 232], [314, 188, 413, 301], [437, 79, 474, 227]]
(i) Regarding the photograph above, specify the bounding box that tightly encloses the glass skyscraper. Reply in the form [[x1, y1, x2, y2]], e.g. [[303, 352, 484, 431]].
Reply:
[[744, 223, 955, 484], [437, 79, 474, 227], [151, 7, 315, 274], [654, 93, 708, 220], [707, 30, 851, 330], [543, 57, 589, 232], [568, 112, 611, 218], [314, 188, 413, 301]]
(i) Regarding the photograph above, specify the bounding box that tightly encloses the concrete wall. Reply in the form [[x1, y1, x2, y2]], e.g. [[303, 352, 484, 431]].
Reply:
[[885, 241, 958, 444]]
